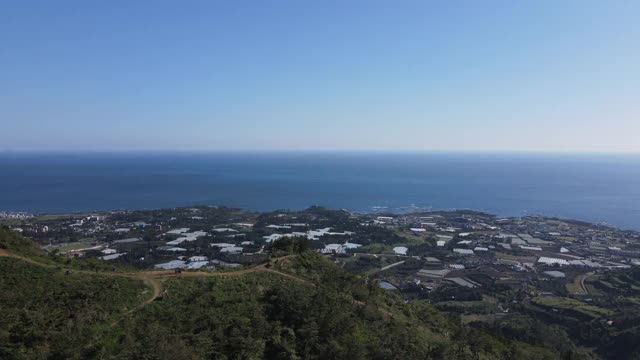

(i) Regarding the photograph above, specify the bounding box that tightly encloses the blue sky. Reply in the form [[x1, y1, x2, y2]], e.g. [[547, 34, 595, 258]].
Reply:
[[1, 0, 638, 152]]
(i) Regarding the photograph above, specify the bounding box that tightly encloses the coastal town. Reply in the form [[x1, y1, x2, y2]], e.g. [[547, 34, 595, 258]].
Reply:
[[3, 205, 640, 333], [6, 206, 639, 272], [3, 205, 640, 358]]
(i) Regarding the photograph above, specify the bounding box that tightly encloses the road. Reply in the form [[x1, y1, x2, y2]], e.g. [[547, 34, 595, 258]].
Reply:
[[379, 260, 406, 271]]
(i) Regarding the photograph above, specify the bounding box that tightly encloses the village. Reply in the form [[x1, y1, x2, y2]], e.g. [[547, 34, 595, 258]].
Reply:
[[5, 205, 640, 329]]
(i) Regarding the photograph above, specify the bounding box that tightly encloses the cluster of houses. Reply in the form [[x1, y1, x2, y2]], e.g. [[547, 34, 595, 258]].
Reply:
[[366, 212, 640, 294]]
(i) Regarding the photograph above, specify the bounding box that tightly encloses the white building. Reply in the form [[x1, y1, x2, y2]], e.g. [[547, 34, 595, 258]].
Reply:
[[100, 253, 126, 260], [189, 256, 208, 262], [220, 246, 243, 253], [155, 260, 187, 270], [544, 270, 566, 278], [187, 261, 209, 269], [161, 247, 187, 252], [537, 257, 569, 266], [453, 248, 474, 255], [211, 243, 236, 248], [167, 228, 190, 235], [266, 224, 292, 229], [393, 246, 408, 255], [212, 227, 238, 233]]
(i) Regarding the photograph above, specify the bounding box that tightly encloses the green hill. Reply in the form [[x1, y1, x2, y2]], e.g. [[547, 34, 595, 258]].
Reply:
[[0, 226, 563, 359]]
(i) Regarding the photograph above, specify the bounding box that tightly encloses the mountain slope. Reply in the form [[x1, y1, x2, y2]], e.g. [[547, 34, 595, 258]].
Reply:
[[0, 226, 561, 359]]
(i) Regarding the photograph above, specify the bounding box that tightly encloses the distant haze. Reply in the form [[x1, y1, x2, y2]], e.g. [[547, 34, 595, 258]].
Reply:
[[1, 1, 639, 152]]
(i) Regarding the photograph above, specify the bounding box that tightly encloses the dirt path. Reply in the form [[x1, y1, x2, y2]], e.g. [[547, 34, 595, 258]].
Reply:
[[579, 272, 594, 295], [0, 249, 55, 268], [1, 250, 395, 325], [0, 250, 308, 306]]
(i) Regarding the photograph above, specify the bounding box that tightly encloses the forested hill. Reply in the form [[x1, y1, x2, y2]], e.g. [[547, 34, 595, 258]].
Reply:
[[1, 226, 565, 359]]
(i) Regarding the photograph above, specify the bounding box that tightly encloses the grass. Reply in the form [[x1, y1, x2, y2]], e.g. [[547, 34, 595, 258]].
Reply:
[[566, 274, 588, 294], [625, 297, 640, 305], [393, 230, 432, 246], [0, 256, 148, 359], [532, 296, 613, 318], [358, 243, 393, 254], [460, 313, 500, 324], [52, 242, 94, 252]]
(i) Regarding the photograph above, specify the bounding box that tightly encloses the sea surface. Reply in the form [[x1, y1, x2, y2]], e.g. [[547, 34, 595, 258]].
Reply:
[[0, 152, 638, 230]]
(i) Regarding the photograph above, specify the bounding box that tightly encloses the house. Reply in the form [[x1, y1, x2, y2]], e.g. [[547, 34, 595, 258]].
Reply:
[[543, 270, 566, 278], [189, 256, 208, 262], [113, 237, 140, 244], [154, 260, 187, 270], [447, 277, 479, 288], [378, 281, 398, 291], [342, 242, 362, 250], [537, 257, 569, 266], [212, 228, 238, 233], [321, 244, 343, 254], [100, 252, 126, 260], [417, 269, 450, 278], [211, 243, 236, 248], [187, 261, 209, 269], [453, 248, 474, 255], [220, 246, 243, 253], [166, 238, 187, 245], [159, 246, 187, 252], [167, 228, 190, 235], [393, 247, 408, 255], [266, 224, 291, 229], [520, 245, 542, 251]]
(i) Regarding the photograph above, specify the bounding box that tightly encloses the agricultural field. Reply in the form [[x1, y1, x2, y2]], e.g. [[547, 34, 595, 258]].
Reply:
[[532, 296, 613, 318], [48, 242, 95, 252]]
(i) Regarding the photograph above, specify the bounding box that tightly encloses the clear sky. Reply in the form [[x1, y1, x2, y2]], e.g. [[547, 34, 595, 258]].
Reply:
[[1, 0, 638, 152]]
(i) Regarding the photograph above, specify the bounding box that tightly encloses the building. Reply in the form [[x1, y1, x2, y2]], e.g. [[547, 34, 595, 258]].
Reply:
[[543, 270, 566, 278], [537, 257, 569, 266], [453, 248, 474, 255]]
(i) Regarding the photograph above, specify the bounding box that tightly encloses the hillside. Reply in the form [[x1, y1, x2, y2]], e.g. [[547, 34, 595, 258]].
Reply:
[[1, 226, 565, 359]]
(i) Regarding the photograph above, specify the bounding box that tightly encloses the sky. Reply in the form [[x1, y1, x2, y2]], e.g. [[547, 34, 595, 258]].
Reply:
[[1, 0, 639, 153]]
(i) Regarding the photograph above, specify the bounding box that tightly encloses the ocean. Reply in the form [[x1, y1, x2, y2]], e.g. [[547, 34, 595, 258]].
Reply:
[[0, 152, 638, 230]]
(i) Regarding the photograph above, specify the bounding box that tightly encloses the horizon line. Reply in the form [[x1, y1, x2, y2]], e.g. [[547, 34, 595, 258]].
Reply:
[[1, 149, 640, 156]]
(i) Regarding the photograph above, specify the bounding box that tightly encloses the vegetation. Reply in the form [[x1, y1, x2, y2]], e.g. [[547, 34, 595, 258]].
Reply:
[[109, 253, 558, 360], [271, 236, 310, 256], [0, 227, 635, 359], [532, 296, 614, 318], [0, 257, 147, 359]]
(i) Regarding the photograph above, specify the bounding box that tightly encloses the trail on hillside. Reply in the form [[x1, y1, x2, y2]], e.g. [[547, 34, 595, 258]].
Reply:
[[0, 250, 309, 306], [0, 249, 55, 268], [0, 250, 393, 325]]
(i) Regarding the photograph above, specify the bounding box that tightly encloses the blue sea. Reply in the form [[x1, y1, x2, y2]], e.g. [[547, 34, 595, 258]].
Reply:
[[0, 152, 638, 230]]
